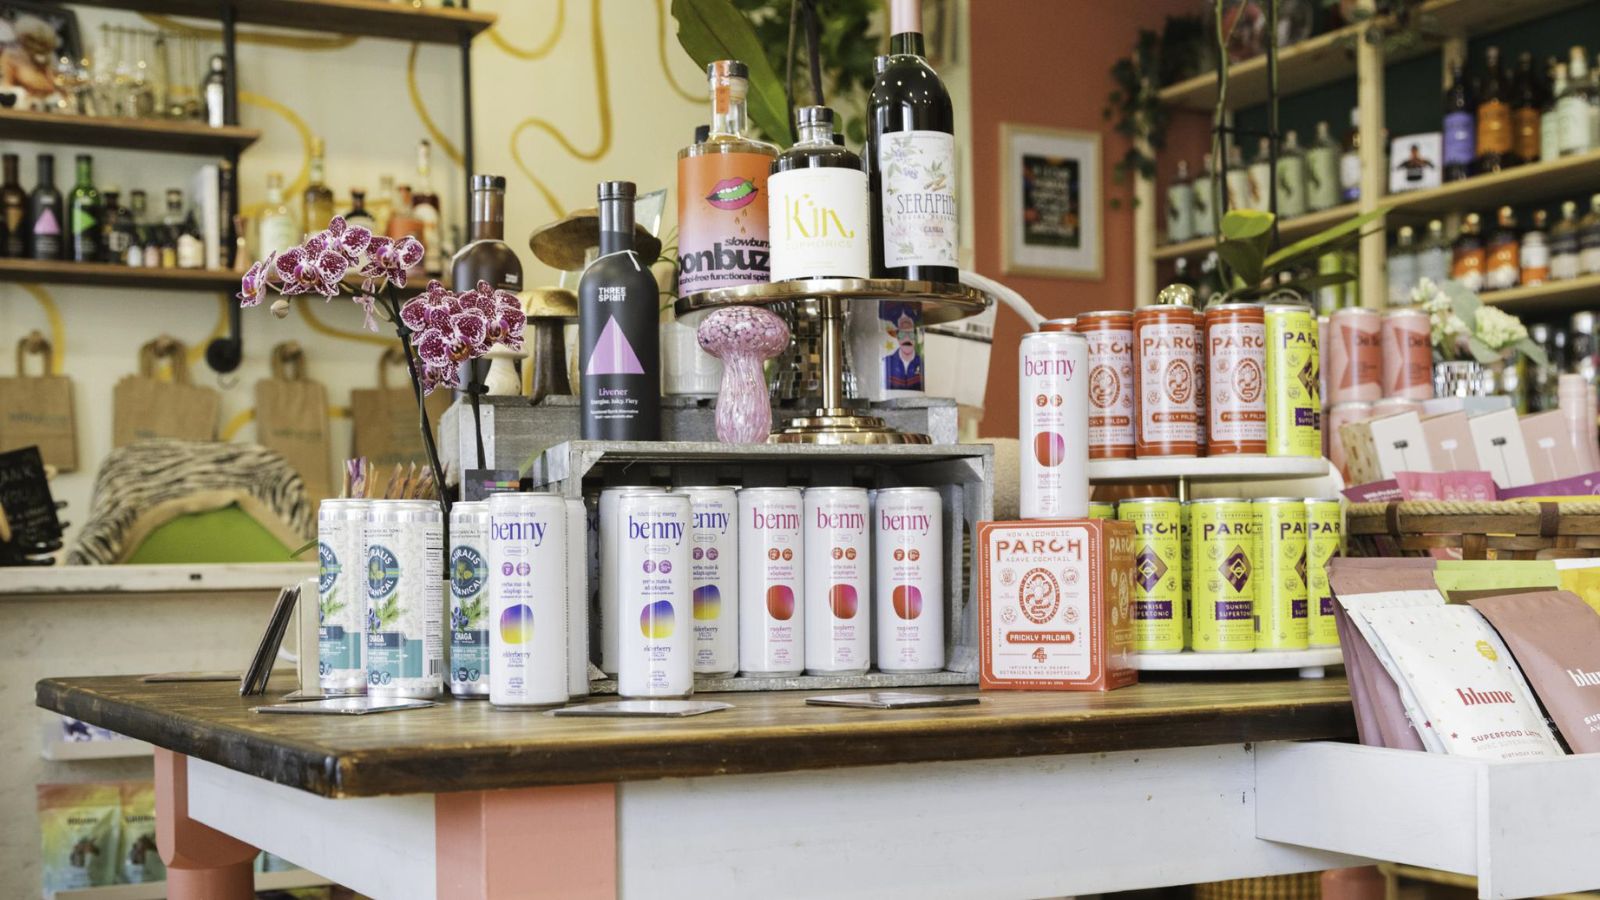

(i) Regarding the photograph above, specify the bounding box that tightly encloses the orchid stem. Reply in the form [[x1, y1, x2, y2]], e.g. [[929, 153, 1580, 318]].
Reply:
[[386, 289, 451, 516]]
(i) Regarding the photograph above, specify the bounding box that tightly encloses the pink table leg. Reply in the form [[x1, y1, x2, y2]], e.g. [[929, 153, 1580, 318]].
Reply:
[[437, 783, 618, 899], [154, 750, 260, 900]]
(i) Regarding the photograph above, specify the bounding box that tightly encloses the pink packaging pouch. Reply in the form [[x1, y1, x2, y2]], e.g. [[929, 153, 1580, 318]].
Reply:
[[1342, 480, 1401, 503], [1497, 472, 1600, 499], [1470, 590, 1600, 754], [1329, 560, 1440, 752]]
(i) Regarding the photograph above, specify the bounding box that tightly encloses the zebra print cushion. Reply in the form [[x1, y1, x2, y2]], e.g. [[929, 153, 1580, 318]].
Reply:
[[67, 440, 312, 565]]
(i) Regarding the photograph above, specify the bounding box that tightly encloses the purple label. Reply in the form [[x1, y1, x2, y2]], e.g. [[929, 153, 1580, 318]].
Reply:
[[1320, 596, 1335, 616], [1222, 548, 1252, 592], [1497, 471, 1600, 498], [1135, 600, 1173, 621], [1291, 599, 1308, 619], [1218, 600, 1254, 621], [1443, 111, 1475, 166], [1294, 408, 1317, 427], [1135, 546, 1168, 592]]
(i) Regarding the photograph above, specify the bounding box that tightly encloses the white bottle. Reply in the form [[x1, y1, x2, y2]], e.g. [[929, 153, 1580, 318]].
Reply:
[[1416, 219, 1449, 288], [258, 173, 300, 256], [1247, 137, 1273, 213], [1339, 108, 1361, 203], [1276, 130, 1307, 219], [1166, 159, 1196, 243], [1224, 144, 1252, 213], [1386, 225, 1418, 308], [1559, 48, 1594, 156], [1543, 63, 1568, 162], [1304, 120, 1341, 212]]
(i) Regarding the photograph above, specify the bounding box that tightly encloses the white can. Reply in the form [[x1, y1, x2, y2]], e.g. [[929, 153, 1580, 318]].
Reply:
[[738, 487, 805, 676], [874, 487, 944, 673], [364, 500, 444, 700], [565, 498, 590, 699], [1019, 330, 1089, 519], [803, 487, 871, 674], [677, 485, 740, 676], [447, 501, 491, 698], [598, 486, 666, 675], [487, 492, 569, 708], [316, 498, 368, 697], [617, 492, 694, 698]]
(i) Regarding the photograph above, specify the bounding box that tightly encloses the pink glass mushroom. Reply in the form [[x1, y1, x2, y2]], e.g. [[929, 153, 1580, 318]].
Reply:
[[697, 306, 791, 443]]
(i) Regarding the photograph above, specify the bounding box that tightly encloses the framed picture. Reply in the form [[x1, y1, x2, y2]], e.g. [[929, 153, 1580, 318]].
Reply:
[[1001, 124, 1102, 280], [0, 1, 81, 106], [1389, 131, 1443, 194]]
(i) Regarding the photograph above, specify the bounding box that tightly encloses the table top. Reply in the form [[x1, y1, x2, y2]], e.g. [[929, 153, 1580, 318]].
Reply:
[[37, 675, 1356, 799]]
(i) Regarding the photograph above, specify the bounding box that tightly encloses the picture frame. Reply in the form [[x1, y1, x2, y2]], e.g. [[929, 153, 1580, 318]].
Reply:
[[1389, 131, 1443, 194], [1001, 123, 1102, 280], [0, 1, 82, 106]]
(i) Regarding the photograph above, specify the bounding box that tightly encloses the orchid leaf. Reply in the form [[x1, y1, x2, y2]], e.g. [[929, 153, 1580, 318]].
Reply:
[[672, 0, 793, 143], [1221, 209, 1274, 241], [1214, 238, 1265, 290], [1440, 279, 1481, 323], [1466, 335, 1501, 365], [1515, 336, 1549, 368], [1262, 206, 1390, 273]]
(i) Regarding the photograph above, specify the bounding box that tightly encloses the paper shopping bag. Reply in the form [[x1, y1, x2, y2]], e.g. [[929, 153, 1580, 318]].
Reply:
[[349, 346, 451, 470], [0, 331, 78, 471], [112, 337, 220, 448], [255, 341, 333, 500]]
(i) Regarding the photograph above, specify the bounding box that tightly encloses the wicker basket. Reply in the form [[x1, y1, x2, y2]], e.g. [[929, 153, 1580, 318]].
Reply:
[[1348, 500, 1600, 560]]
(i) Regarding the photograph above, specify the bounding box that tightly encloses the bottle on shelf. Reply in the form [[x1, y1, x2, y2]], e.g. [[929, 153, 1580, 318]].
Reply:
[[258, 172, 300, 257], [370, 174, 395, 238], [1166, 159, 1195, 243], [1247, 136, 1272, 213], [1192, 152, 1215, 237], [1339, 108, 1361, 203], [135, 190, 160, 269], [1550, 199, 1581, 280], [768, 105, 870, 281], [451, 174, 522, 292], [578, 180, 661, 440], [159, 189, 184, 269], [1172, 255, 1197, 290], [1542, 60, 1567, 163], [1386, 224, 1417, 306], [1520, 208, 1550, 287], [344, 189, 376, 232], [1512, 51, 1544, 165], [388, 185, 426, 282], [1305, 120, 1340, 212], [1559, 47, 1595, 157], [203, 54, 227, 128], [1224, 143, 1251, 213], [101, 188, 131, 265], [1442, 61, 1476, 182], [1417, 218, 1450, 287], [1475, 46, 1518, 173], [1277, 129, 1306, 218], [866, 0, 957, 283], [1485, 206, 1520, 292], [411, 139, 442, 276], [1, 153, 26, 258], [68, 154, 99, 264], [303, 138, 335, 236], [172, 189, 203, 270], [1527, 322, 1555, 412], [1580, 193, 1600, 276], [1451, 212, 1486, 292]]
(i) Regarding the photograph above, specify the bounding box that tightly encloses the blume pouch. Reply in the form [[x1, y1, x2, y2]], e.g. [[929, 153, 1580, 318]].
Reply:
[[37, 783, 121, 891], [1363, 604, 1563, 760], [1470, 591, 1600, 754], [1344, 591, 1446, 752], [118, 781, 164, 884], [1329, 560, 1442, 751]]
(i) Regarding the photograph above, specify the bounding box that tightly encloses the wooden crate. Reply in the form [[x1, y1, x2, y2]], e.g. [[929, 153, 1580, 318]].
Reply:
[[1346, 499, 1600, 560]]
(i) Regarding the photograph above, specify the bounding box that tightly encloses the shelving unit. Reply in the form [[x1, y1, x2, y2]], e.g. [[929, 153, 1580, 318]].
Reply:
[[0, 259, 239, 292], [0, 109, 259, 156], [1480, 272, 1600, 314], [1134, 648, 1342, 678], [1087, 456, 1328, 482], [1153, 203, 1358, 261], [1386, 148, 1600, 217], [68, 0, 495, 45]]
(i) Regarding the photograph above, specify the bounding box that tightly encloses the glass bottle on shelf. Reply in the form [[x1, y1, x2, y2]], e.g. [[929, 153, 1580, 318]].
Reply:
[[101, 188, 131, 265], [1417, 218, 1449, 287], [68, 155, 100, 264], [577, 180, 661, 440], [1, 153, 26, 258], [1475, 46, 1517, 172], [1559, 48, 1594, 157], [1191, 153, 1215, 237], [1247, 136, 1272, 212], [370, 174, 395, 238], [1450, 212, 1486, 293], [1520, 208, 1550, 287], [174, 190, 203, 270], [344, 189, 376, 231], [137, 190, 161, 268], [1541, 60, 1566, 163], [303, 138, 335, 235], [203, 54, 227, 128], [1224, 143, 1251, 212], [1579, 193, 1600, 276], [679, 60, 780, 292], [1166, 159, 1195, 243], [1442, 61, 1475, 182], [258, 172, 300, 257], [1550, 200, 1581, 281], [1484, 206, 1520, 292], [450, 174, 522, 292], [1512, 51, 1544, 165], [1305, 120, 1340, 211], [768, 105, 870, 281], [411, 139, 442, 276], [1339, 108, 1361, 203], [1386, 225, 1417, 307], [160, 189, 183, 268], [1277, 129, 1306, 218]]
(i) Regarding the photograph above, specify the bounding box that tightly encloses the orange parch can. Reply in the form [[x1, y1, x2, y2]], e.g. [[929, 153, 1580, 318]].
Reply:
[[1203, 302, 1267, 455], [1076, 310, 1136, 459], [1133, 303, 1199, 457]]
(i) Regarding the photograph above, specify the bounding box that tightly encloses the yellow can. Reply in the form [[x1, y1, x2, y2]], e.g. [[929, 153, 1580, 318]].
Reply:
[[1254, 497, 1309, 650], [1305, 498, 1342, 647], [1180, 501, 1192, 650], [1189, 498, 1256, 652], [1264, 301, 1321, 457], [1118, 498, 1184, 653], [1088, 501, 1117, 520]]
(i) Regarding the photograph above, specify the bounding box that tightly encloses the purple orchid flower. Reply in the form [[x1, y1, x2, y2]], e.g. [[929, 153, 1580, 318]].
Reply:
[[237, 252, 277, 307]]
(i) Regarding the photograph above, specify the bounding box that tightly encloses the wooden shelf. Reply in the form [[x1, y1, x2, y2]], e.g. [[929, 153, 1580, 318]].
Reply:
[[0, 109, 258, 156], [1385, 148, 1600, 217], [69, 0, 496, 45], [1480, 272, 1600, 315], [1153, 202, 1359, 261], [0, 258, 239, 292], [1088, 456, 1328, 482]]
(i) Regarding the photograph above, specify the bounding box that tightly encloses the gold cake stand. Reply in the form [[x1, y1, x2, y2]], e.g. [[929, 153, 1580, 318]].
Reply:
[[677, 278, 992, 444]]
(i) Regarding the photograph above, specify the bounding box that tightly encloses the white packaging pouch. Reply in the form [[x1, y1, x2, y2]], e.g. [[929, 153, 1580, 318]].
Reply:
[[1341, 590, 1448, 753], [1363, 604, 1563, 760]]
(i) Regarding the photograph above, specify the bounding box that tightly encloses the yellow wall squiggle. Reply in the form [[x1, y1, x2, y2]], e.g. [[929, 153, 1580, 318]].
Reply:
[[186, 295, 232, 367], [238, 91, 314, 221], [221, 407, 255, 440], [509, 0, 611, 162], [656, 0, 701, 104], [297, 300, 400, 348], [487, 0, 565, 59], [21, 285, 66, 371], [407, 43, 464, 166]]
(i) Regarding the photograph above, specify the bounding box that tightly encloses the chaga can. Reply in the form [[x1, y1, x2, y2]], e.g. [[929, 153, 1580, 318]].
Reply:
[[1304, 498, 1342, 648], [677, 485, 739, 676], [616, 492, 693, 699], [1381, 307, 1433, 400], [488, 492, 569, 708], [1328, 306, 1382, 404], [1117, 498, 1184, 653], [1019, 329, 1088, 519], [365, 500, 445, 700], [1204, 302, 1267, 455], [1253, 497, 1309, 651], [1264, 301, 1321, 457], [1189, 498, 1255, 653], [447, 501, 491, 698], [317, 498, 369, 697], [1076, 311, 1135, 459], [802, 486, 871, 675], [1132, 304, 1199, 457]]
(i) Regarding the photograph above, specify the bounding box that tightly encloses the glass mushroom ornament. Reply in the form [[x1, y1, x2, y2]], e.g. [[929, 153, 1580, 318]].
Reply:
[[697, 306, 790, 443]]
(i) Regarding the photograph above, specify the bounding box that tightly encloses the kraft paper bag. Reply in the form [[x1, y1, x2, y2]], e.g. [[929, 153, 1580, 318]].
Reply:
[[255, 341, 333, 500], [0, 332, 78, 471], [112, 338, 220, 448], [350, 346, 451, 471]]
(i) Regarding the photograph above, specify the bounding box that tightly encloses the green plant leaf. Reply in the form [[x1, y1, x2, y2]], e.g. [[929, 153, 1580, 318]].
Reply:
[[1262, 206, 1391, 273], [1214, 238, 1265, 290], [1515, 336, 1549, 368], [1466, 335, 1501, 365], [672, 0, 793, 142], [1221, 209, 1274, 241]]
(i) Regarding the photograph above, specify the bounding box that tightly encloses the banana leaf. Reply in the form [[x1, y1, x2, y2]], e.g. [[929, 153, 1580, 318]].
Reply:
[[1261, 206, 1390, 274], [673, 0, 793, 143]]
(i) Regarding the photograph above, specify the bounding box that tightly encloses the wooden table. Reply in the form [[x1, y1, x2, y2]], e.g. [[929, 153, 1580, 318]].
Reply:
[[38, 675, 1361, 899]]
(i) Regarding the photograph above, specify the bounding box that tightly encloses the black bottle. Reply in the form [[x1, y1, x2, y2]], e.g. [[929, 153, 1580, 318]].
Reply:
[[1, 153, 26, 257], [29, 155, 63, 260], [578, 181, 661, 440]]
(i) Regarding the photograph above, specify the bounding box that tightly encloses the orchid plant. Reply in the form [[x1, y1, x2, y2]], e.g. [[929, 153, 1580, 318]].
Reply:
[[1410, 277, 1547, 368], [238, 217, 525, 509]]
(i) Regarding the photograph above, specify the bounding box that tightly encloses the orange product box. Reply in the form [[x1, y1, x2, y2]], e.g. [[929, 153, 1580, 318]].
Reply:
[[977, 518, 1137, 691]]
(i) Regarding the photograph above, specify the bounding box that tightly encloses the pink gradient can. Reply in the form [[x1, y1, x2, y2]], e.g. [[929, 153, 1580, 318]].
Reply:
[[1380, 308, 1434, 400], [1328, 307, 1383, 404]]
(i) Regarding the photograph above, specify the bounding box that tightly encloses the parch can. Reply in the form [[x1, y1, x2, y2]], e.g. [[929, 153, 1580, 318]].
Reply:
[[1193, 308, 1208, 456], [447, 501, 491, 698], [1264, 300, 1321, 457], [1327, 306, 1382, 404], [1075, 311, 1135, 459], [487, 492, 568, 708], [677, 485, 739, 676], [1088, 501, 1117, 520], [1189, 498, 1255, 653], [1204, 302, 1267, 455], [565, 498, 590, 699], [617, 492, 693, 698], [1381, 307, 1434, 400], [598, 486, 665, 675], [803, 486, 871, 674], [1041, 317, 1076, 332], [1118, 498, 1184, 653], [1132, 299, 1199, 457], [317, 498, 369, 697], [365, 499, 444, 700], [875, 486, 944, 673], [1253, 497, 1309, 651], [738, 487, 805, 676], [1019, 329, 1089, 519], [1304, 498, 1342, 648]]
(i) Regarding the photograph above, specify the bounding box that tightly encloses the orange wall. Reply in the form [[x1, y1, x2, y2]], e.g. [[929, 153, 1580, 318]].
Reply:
[[971, 0, 1204, 438]]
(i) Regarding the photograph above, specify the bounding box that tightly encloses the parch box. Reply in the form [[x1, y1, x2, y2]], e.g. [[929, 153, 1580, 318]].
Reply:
[[977, 518, 1137, 691]]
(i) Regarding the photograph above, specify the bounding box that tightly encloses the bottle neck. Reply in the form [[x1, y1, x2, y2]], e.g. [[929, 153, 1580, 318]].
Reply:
[[889, 0, 923, 55], [469, 188, 505, 241], [310, 158, 325, 186], [38, 158, 53, 185], [266, 185, 283, 205], [710, 87, 749, 136], [75, 159, 92, 186], [796, 121, 833, 146], [598, 196, 634, 256], [889, 31, 926, 57]]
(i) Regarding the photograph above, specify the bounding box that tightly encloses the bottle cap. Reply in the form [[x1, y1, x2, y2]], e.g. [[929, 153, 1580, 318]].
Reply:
[[694, 124, 709, 143], [795, 105, 834, 128], [471, 174, 506, 191], [708, 60, 748, 80], [1157, 283, 1196, 307], [598, 181, 636, 201]]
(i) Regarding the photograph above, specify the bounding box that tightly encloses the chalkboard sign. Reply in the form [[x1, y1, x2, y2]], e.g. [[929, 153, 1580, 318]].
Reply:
[[0, 446, 62, 551]]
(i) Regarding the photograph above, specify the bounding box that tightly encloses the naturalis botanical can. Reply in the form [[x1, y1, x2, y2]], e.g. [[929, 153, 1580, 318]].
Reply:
[[1132, 304, 1199, 457], [803, 486, 872, 674], [1264, 301, 1321, 457], [487, 492, 569, 708], [677, 485, 739, 676], [738, 487, 805, 676], [1117, 498, 1184, 653], [317, 498, 369, 697], [1188, 498, 1255, 653], [1075, 311, 1135, 459], [1253, 497, 1309, 650], [364, 500, 444, 700], [447, 501, 491, 698], [875, 487, 944, 673], [1204, 302, 1266, 455], [1304, 498, 1342, 648], [1019, 329, 1088, 519], [617, 492, 693, 699]]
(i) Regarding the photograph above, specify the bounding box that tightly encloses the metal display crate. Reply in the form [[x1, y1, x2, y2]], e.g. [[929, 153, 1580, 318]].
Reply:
[[531, 440, 994, 692]]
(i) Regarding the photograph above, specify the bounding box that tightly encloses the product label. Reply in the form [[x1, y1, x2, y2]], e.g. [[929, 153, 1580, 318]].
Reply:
[[1382, 315, 1433, 398], [768, 167, 870, 280], [1443, 110, 1476, 167], [1135, 316, 1198, 453], [1339, 152, 1361, 202], [878, 130, 958, 269], [677, 151, 772, 293], [1119, 503, 1183, 652], [740, 496, 803, 673], [365, 522, 443, 689], [1264, 307, 1320, 456], [1486, 240, 1520, 291], [1305, 502, 1340, 647], [853, 300, 925, 398], [1558, 97, 1593, 155], [804, 493, 871, 672], [1254, 503, 1308, 650], [1190, 503, 1256, 651], [449, 542, 489, 688], [1207, 316, 1267, 451], [1478, 101, 1513, 155], [687, 493, 736, 674], [875, 495, 943, 672], [1020, 336, 1086, 519], [1276, 156, 1305, 217], [318, 539, 362, 674], [620, 500, 691, 695], [1305, 148, 1339, 211], [1513, 107, 1541, 162], [176, 234, 203, 269], [490, 504, 568, 703], [1332, 313, 1381, 402], [1166, 183, 1195, 242], [1520, 240, 1550, 285], [259, 214, 300, 256], [1083, 324, 1135, 457], [1452, 247, 1486, 292]]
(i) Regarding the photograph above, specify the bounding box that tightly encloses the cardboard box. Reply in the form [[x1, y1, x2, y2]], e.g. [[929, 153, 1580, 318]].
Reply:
[[1421, 412, 1480, 471], [1469, 408, 1534, 487], [1342, 411, 1430, 484], [977, 518, 1137, 691]]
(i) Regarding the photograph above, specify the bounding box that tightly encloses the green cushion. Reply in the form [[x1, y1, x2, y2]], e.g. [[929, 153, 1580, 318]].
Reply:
[[123, 505, 293, 564]]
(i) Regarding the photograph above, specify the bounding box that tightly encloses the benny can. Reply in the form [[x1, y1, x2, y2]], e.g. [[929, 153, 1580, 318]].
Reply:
[[678, 485, 740, 676], [317, 498, 369, 697], [1188, 498, 1255, 653], [1305, 498, 1342, 648], [1132, 293, 1199, 457], [1117, 498, 1184, 653], [1019, 329, 1089, 519], [1204, 302, 1266, 455], [1075, 310, 1135, 459], [738, 487, 805, 676], [364, 499, 444, 700], [1264, 301, 1321, 457], [875, 486, 944, 673], [447, 501, 491, 698], [565, 498, 590, 699], [617, 492, 693, 698], [803, 486, 872, 674], [598, 485, 666, 675], [1381, 307, 1433, 400], [487, 492, 569, 708], [1088, 501, 1117, 520], [1327, 306, 1382, 404], [1253, 497, 1309, 651]]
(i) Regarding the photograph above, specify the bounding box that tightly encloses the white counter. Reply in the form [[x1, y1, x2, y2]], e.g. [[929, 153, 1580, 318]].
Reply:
[[0, 562, 315, 597]]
